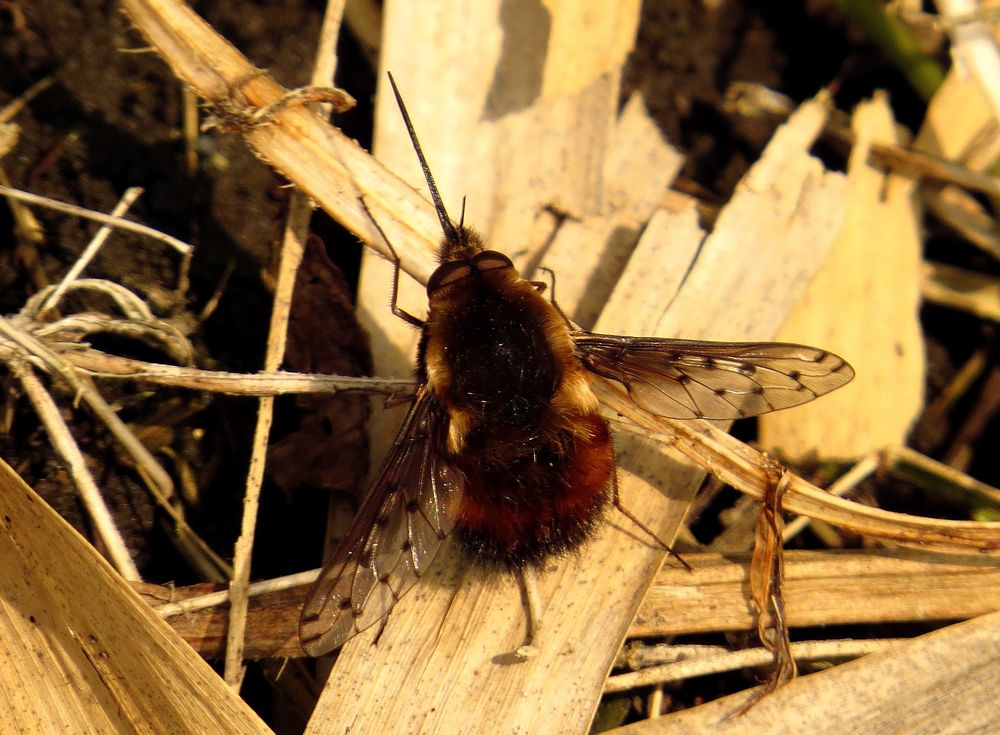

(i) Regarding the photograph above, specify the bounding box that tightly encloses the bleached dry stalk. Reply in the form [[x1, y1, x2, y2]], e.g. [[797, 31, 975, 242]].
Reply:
[[7, 357, 140, 580], [605, 638, 905, 692], [223, 0, 349, 687]]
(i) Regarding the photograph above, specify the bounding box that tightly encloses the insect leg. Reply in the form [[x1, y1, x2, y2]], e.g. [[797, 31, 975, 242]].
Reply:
[[533, 264, 579, 330], [610, 471, 692, 571], [515, 566, 543, 659], [358, 196, 424, 327]]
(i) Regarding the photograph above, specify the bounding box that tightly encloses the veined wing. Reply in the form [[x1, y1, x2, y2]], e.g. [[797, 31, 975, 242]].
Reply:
[[574, 333, 854, 421], [299, 386, 462, 655]]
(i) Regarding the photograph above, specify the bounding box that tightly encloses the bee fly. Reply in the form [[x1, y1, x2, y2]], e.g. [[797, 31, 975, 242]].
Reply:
[[298, 73, 854, 656]]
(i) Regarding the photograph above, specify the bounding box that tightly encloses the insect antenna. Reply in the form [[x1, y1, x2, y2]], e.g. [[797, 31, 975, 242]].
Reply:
[[386, 72, 460, 244]]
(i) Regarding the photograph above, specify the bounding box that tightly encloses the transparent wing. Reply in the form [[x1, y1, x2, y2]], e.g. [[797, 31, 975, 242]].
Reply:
[[574, 333, 854, 420], [299, 386, 462, 655]]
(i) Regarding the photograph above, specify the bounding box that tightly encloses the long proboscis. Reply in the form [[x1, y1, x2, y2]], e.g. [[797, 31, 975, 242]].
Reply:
[[386, 72, 460, 244]]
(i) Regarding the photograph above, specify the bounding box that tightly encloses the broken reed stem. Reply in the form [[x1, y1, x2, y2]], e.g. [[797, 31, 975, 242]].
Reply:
[[223, 0, 350, 686]]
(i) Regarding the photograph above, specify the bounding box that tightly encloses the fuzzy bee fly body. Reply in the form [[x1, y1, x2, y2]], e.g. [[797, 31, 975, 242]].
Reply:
[[298, 74, 855, 656]]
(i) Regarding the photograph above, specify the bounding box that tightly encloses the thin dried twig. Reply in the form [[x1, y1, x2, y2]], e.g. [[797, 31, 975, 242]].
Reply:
[[0, 183, 192, 254], [223, 0, 349, 686], [782, 452, 880, 542], [66, 349, 411, 396], [8, 358, 140, 580], [0, 75, 55, 124], [155, 569, 318, 619], [0, 314, 229, 573], [40, 187, 145, 316], [605, 638, 904, 692], [923, 260, 1000, 322]]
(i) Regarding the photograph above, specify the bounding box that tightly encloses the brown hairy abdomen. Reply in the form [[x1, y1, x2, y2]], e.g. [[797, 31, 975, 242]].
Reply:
[[453, 414, 615, 569]]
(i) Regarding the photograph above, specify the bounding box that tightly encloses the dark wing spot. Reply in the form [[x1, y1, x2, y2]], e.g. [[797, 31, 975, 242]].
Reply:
[[752, 386, 765, 395], [678, 375, 692, 386], [405, 499, 419, 514], [337, 598, 352, 611], [714, 388, 727, 397], [704, 357, 718, 369], [789, 370, 802, 381], [738, 362, 756, 375]]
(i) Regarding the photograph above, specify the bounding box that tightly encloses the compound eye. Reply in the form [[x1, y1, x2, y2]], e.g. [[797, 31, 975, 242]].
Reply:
[[472, 251, 514, 273], [427, 261, 472, 294]]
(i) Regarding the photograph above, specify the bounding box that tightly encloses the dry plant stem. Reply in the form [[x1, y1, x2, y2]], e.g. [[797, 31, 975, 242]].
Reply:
[[0, 169, 44, 245], [749, 471, 797, 699], [155, 569, 319, 619], [943, 365, 1000, 472], [923, 261, 1000, 322], [782, 452, 880, 542], [1, 298, 207, 579], [223, 195, 306, 687], [0, 183, 191, 254], [605, 639, 903, 693], [923, 344, 989, 423], [0, 318, 176, 500], [647, 686, 664, 719], [183, 86, 199, 175], [0, 317, 189, 505], [40, 187, 144, 316], [0, 75, 55, 124], [885, 444, 1000, 507], [726, 82, 1000, 200], [923, 187, 1000, 262], [594, 381, 1000, 553], [223, 0, 347, 685], [9, 360, 140, 580], [67, 349, 411, 396], [129, 454, 231, 582], [0, 78, 54, 246], [0, 313, 87, 396], [119, 0, 441, 285], [72, 373, 177, 508]]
